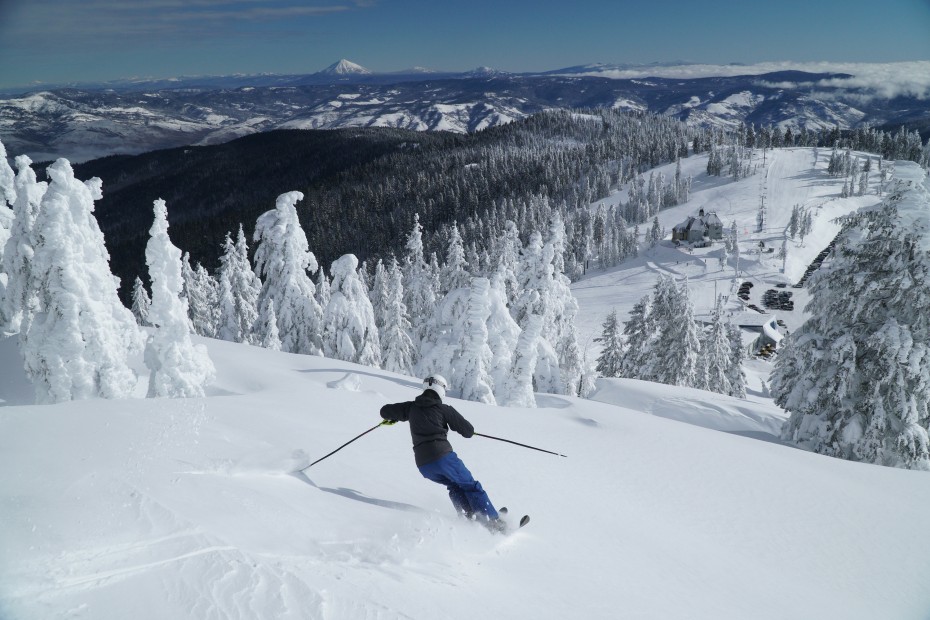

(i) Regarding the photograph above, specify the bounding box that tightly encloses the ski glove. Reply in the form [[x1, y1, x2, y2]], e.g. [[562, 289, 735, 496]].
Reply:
[[380, 419, 398, 426]]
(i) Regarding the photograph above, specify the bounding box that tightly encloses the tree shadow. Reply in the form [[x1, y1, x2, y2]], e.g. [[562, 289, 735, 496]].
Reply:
[[289, 470, 427, 513]]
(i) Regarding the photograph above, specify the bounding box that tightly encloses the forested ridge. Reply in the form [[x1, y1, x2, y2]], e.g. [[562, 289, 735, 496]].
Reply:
[[58, 108, 927, 302], [69, 128, 462, 298], [62, 109, 695, 300]]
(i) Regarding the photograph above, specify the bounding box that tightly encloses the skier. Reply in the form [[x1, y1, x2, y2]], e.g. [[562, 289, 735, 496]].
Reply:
[[380, 374, 505, 532]]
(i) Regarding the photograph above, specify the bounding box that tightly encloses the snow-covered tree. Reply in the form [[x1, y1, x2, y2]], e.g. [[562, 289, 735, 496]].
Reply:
[[595, 309, 624, 378], [701, 296, 735, 395], [439, 222, 470, 295], [321, 253, 381, 367], [417, 286, 468, 391], [253, 191, 323, 355], [486, 271, 521, 392], [502, 314, 541, 408], [1, 156, 46, 333], [726, 323, 747, 399], [418, 274, 508, 403], [0, 140, 15, 259], [511, 217, 584, 395], [370, 259, 389, 332], [617, 295, 654, 379], [773, 166, 930, 469], [315, 267, 331, 311], [646, 276, 702, 387], [620, 274, 703, 389], [255, 298, 282, 351], [215, 226, 261, 344], [490, 221, 521, 304], [402, 214, 436, 351], [546, 215, 585, 394], [144, 199, 215, 398], [131, 277, 152, 327], [181, 255, 218, 338], [0, 139, 16, 209], [21, 159, 142, 403], [648, 216, 661, 246], [379, 258, 415, 375], [453, 277, 496, 404]]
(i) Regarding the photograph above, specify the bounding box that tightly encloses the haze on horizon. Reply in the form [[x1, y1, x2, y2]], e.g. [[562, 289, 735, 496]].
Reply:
[[0, 0, 928, 91]]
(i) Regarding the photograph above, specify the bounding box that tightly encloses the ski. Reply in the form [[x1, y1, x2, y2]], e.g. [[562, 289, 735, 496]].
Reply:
[[498, 507, 530, 530]]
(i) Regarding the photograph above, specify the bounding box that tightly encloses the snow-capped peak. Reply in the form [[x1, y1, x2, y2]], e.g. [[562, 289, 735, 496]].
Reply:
[[319, 59, 371, 75], [464, 66, 508, 77]]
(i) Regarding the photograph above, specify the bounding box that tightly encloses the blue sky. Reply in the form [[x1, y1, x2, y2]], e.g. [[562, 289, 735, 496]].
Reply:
[[0, 0, 928, 90]]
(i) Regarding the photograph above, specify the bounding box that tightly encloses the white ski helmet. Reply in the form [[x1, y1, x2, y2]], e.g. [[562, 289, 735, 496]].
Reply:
[[422, 374, 448, 400]]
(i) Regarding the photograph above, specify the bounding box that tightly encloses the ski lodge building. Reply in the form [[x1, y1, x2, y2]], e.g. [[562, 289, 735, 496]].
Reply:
[[672, 209, 724, 244]]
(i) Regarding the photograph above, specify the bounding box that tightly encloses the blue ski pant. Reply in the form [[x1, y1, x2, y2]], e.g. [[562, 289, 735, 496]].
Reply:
[[417, 452, 499, 520]]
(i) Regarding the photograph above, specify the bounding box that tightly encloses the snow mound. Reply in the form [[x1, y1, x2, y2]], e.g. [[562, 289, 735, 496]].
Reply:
[[590, 377, 787, 435]]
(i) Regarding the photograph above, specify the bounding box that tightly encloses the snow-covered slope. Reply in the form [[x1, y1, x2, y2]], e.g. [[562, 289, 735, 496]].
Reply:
[[3, 149, 930, 619], [2, 333, 930, 619]]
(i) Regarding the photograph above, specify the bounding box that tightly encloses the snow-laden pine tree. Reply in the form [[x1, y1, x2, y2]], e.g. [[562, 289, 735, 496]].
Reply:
[[617, 295, 654, 379], [644, 276, 702, 387], [1, 156, 47, 333], [726, 323, 747, 398], [144, 199, 215, 398], [402, 214, 436, 353], [181, 257, 219, 338], [216, 268, 237, 341], [701, 296, 734, 395], [253, 191, 323, 355], [439, 222, 470, 295], [545, 214, 585, 395], [772, 164, 930, 469], [486, 270, 521, 393], [619, 274, 702, 388], [466, 241, 483, 277], [509, 221, 586, 395], [357, 260, 371, 294], [512, 231, 561, 392], [492, 220, 523, 303], [595, 309, 624, 378], [215, 241, 236, 339], [379, 258, 415, 375], [0, 139, 15, 209], [370, 259, 389, 333], [131, 277, 152, 327], [315, 268, 331, 311], [0, 140, 15, 259], [21, 159, 142, 403], [502, 313, 541, 407], [321, 253, 381, 367], [416, 286, 469, 392], [417, 274, 503, 402], [255, 298, 282, 351], [215, 227, 261, 344], [453, 277, 496, 404]]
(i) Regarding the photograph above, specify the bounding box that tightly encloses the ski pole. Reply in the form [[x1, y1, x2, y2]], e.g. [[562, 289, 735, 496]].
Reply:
[[298, 421, 389, 472], [474, 433, 567, 458]]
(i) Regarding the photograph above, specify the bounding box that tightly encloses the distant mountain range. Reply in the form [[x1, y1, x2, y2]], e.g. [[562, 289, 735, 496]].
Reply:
[[1, 59, 927, 162]]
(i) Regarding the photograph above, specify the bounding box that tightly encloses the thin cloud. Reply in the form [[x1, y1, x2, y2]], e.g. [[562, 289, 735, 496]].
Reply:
[[569, 61, 930, 101], [1, 0, 366, 40]]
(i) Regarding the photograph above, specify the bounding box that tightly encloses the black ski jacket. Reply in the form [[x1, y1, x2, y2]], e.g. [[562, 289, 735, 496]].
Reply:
[[380, 390, 474, 467]]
